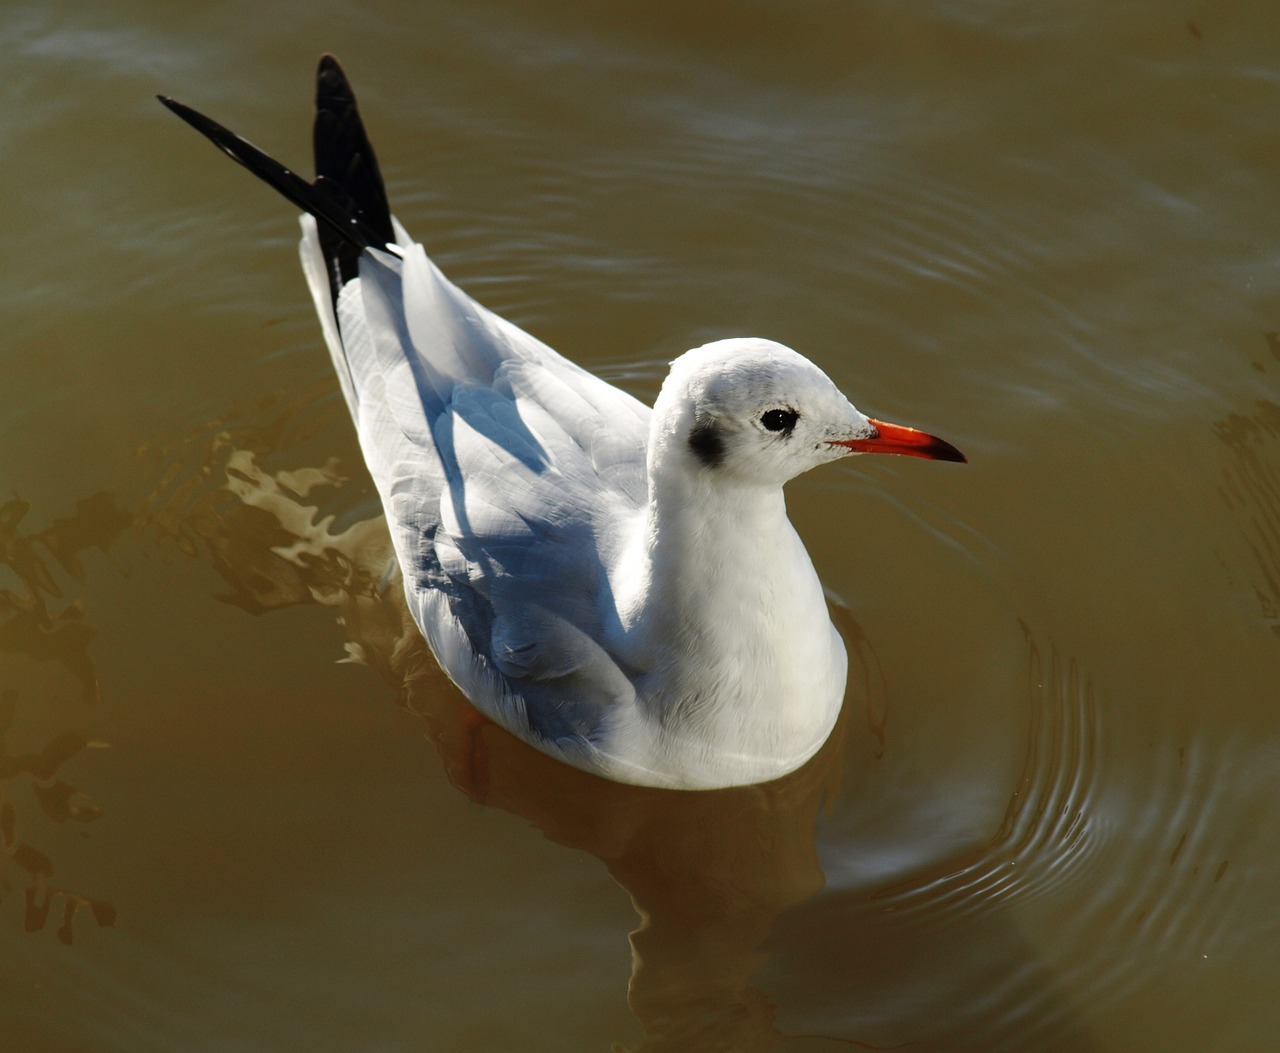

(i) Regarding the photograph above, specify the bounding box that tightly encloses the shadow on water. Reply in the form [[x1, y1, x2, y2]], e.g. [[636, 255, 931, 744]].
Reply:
[[419, 687, 852, 1053], [134, 404, 1109, 1052], [140, 407, 853, 1050]]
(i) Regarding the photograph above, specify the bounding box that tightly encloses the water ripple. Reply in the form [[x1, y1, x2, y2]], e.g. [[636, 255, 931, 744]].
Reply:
[[766, 612, 1279, 1051], [868, 622, 1102, 918]]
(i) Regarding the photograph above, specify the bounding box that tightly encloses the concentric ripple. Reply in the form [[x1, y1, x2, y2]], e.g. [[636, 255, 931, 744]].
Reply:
[[867, 621, 1103, 917], [765, 613, 1279, 1053]]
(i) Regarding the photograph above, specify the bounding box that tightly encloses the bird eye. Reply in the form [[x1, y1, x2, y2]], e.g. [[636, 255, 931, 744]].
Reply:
[[761, 408, 799, 433]]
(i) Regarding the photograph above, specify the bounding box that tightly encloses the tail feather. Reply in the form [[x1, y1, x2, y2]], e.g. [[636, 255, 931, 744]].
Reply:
[[159, 54, 395, 304]]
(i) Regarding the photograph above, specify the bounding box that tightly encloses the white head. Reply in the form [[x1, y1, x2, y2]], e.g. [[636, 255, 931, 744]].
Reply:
[[650, 338, 964, 489]]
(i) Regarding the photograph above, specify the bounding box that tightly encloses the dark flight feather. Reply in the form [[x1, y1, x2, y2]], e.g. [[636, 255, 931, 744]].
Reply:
[[159, 54, 395, 303]]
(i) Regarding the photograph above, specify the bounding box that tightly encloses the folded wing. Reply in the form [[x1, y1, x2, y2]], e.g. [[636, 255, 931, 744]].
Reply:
[[165, 54, 653, 754]]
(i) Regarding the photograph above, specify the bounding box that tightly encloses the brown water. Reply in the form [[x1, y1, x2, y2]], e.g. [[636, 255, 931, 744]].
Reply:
[[3, 2, 1279, 1050]]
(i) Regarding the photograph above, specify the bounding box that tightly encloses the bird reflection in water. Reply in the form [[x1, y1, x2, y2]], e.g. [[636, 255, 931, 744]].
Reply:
[[144, 416, 876, 1052], [0, 492, 124, 942]]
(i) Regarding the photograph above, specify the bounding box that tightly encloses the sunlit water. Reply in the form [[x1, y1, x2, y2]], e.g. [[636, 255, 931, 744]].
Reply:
[[3, 2, 1280, 1050]]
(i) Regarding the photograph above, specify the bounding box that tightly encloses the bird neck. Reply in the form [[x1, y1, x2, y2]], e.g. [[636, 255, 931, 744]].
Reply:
[[629, 470, 820, 648], [643, 471, 792, 602]]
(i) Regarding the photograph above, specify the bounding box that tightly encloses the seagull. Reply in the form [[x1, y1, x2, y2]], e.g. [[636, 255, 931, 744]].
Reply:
[[159, 56, 964, 790]]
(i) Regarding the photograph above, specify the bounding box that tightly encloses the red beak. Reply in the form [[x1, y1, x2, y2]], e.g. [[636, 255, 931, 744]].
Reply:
[[830, 418, 966, 463]]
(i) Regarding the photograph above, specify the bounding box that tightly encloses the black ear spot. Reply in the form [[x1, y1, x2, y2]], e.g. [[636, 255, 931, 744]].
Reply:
[[761, 408, 799, 434], [688, 415, 726, 468]]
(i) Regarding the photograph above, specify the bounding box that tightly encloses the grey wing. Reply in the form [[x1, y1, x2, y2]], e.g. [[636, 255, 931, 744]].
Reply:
[[419, 381, 644, 744], [301, 219, 650, 748]]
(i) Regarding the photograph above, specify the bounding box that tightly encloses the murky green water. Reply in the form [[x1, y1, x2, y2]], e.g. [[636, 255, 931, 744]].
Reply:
[[3, 2, 1279, 1050]]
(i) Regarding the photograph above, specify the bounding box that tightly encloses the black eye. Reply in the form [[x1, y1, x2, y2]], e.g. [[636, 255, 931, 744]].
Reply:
[[761, 408, 799, 433]]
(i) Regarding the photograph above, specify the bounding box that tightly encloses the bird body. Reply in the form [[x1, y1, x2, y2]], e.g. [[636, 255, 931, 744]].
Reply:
[[162, 57, 963, 789]]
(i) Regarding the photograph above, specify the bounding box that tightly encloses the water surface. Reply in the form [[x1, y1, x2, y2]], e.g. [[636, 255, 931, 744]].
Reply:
[[3, 2, 1279, 1050]]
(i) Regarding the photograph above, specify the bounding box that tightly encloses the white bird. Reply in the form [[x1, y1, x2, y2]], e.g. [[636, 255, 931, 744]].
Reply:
[[160, 56, 964, 789]]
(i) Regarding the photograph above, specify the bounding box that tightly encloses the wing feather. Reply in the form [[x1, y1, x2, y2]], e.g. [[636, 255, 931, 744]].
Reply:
[[299, 217, 649, 747], [166, 65, 653, 763]]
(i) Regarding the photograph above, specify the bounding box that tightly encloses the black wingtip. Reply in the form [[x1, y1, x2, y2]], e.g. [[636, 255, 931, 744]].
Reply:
[[158, 79, 388, 260], [311, 54, 394, 296], [158, 93, 256, 167]]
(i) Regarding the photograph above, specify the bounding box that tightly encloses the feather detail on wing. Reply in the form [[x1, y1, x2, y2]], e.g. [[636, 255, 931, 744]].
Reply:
[[299, 215, 650, 748]]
